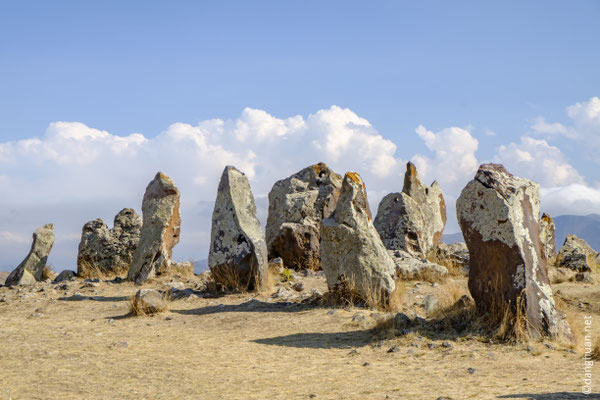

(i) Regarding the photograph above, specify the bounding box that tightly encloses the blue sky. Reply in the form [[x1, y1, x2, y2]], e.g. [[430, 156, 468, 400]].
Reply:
[[1, 1, 599, 270]]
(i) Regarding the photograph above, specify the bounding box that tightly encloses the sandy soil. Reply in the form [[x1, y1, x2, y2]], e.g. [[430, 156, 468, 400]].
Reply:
[[0, 272, 597, 400]]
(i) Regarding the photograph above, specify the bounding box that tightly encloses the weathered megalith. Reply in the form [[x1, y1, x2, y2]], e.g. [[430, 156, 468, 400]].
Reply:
[[266, 162, 342, 270], [374, 162, 446, 258], [539, 213, 557, 264], [457, 163, 572, 340], [320, 172, 396, 304], [209, 166, 267, 290], [6, 224, 55, 286], [77, 208, 142, 277], [127, 172, 181, 284], [556, 234, 599, 273]]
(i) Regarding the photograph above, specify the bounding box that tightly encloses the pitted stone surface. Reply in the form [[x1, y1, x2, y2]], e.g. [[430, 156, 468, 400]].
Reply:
[[457, 163, 572, 340], [266, 163, 342, 270], [374, 162, 446, 258], [6, 224, 55, 286], [320, 172, 396, 303], [209, 166, 267, 290], [127, 172, 181, 284], [77, 208, 142, 276]]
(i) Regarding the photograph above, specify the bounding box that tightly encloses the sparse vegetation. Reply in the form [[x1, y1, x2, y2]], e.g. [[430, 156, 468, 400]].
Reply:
[[322, 275, 405, 312], [42, 264, 57, 281]]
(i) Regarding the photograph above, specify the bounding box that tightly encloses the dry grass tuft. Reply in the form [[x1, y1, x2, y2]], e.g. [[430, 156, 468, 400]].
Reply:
[[129, 291, 169, 316], [42, 265, 57, 281], [167, 261, 195, 278], [430, 280, 470, 319], [591, 337, 600, 361], [78, 260, 127, 280], [322, 275, 405, 312], [426, 249, 465, 278]]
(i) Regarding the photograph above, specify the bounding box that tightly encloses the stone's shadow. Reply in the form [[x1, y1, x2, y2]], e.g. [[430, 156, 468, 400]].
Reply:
[[59, 295, 129, 302], [171, 299, 320, 316], [498, 393, 599, 399], [252, 330, 373, 349]]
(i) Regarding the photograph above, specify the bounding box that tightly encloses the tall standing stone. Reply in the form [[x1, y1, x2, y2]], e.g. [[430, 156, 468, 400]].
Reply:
[[556, 234, 599, 272], [320, 172, 396, 304], [266, 163, 342, 270], [5, 224, 54, 286], [209, 166, 267, 290], [127, 172, 181, 284], [457, 164, 572, 340], [77, 208, 142, 277], [539, 213, 557, 264], [374, 162, 446, 258]]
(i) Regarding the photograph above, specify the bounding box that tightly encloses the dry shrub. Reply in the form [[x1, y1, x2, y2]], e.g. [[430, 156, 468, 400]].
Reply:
[[430, 280, 469, 319], [42, 265, 57, 281], [206, 261, 265, 294], [415, 267, 448, 284], [129, 291, 169, 316], [78, 260, 126, 280], [323, 275, 405, 312], [555, 295, 588, 350], [426, 249, 464, 277]]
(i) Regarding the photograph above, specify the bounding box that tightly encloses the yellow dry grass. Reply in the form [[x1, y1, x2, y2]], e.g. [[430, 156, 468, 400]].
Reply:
[[0, 273, 594, 399]]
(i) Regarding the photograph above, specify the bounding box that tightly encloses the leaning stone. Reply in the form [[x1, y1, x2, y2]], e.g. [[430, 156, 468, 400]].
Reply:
[[127, 172, 181, 284], [374, 162, 446, 258], [457, 163, 572, 340], [53, 270, 77, 283], [6, 224, 55, 286], [320, 172, 396, 305], [78, 208, 142, 277], [208, 166, 268, 291], [266, 163, 342, 270]]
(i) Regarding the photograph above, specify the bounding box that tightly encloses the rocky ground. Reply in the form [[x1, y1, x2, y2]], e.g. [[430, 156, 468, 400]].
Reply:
[[0, 271, 597, 400]]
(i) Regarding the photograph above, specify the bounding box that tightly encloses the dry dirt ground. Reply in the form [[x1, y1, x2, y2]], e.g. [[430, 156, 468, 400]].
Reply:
[[0, 270, 598, 400]]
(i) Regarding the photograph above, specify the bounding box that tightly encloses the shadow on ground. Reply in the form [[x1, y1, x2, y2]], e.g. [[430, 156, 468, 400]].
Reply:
[[252, 329, 374, 349], [171, 299, 320, 316], [59, 295, 129, 302], [498, 393, 599, 399]]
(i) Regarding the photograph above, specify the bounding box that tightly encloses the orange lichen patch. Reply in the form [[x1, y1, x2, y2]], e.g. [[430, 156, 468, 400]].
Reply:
[[311, 162, 328, 175], [406, 161, 418, 177], [345, 172, 365, 190], [541, 213, 554, 224]]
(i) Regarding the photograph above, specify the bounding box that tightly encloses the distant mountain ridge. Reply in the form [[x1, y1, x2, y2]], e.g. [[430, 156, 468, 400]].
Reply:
[[443, 214, 600, 252]]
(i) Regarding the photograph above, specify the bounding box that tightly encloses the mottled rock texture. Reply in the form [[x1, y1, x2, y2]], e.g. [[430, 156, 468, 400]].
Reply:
[[78, 208, 142, 277], [539, 213, 557, 263], [457, 164, 571, 340], [374, 162, 446, 258], [209, 166, 267, 291], [320, 172, 396, 304], [556, 234, 599, 273], [6, 224, 55, 286], [388, 250, 448, 281], [428, 242, 470, 276], [266, 163, 342, 270], [127, 172, 181, 284]]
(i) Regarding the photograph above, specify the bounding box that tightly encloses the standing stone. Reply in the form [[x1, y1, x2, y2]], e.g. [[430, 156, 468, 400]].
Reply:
[[77, 208, 142, 277], [374, 162, 446, 258], [6, 224, 55, 286], [320, 172, 396, 304], [539, 213, 557, 264], [209, 166, 267, 290], [266, 163, 342, 270], [127, 172, 181, 284], [556, 234, 599, 273], [457, 164, 572, 340]]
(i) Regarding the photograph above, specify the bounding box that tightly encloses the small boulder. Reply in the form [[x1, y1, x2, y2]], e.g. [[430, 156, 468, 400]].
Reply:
[[132, 289, 167, 315], [556, 234, 599, 273], [127, 172, 181, 284], [78, 208, 142, 277], [428, 242, 470, 275], [53, 270, 77, 283], [208, 166, 268, 291], [5, 224, 55, 286], [266, 163, 342, 270], [388, 250, 448, 281], [320, 172, 396, 305], [457, 163, 572, 340], [374, 162, 446, 258], [423, 294, 440, 315]]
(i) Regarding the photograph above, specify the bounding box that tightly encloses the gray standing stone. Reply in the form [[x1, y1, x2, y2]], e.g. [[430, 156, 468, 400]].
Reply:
[[266, 163, 342, 270], [374, 162, 446, 258], [127, 172, 181, 284], [556, 234, 599, 273], [209, 166, 267, 291], [77, 208, 142, 276], [6, 224, 55, 286], [457, 163, 572, 340], [539, 213, 557, 263], [320, 172, 396, 304]]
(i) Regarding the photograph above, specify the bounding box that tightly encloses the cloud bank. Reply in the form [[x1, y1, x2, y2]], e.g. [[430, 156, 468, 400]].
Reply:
[[1, 101, 598, 271]]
